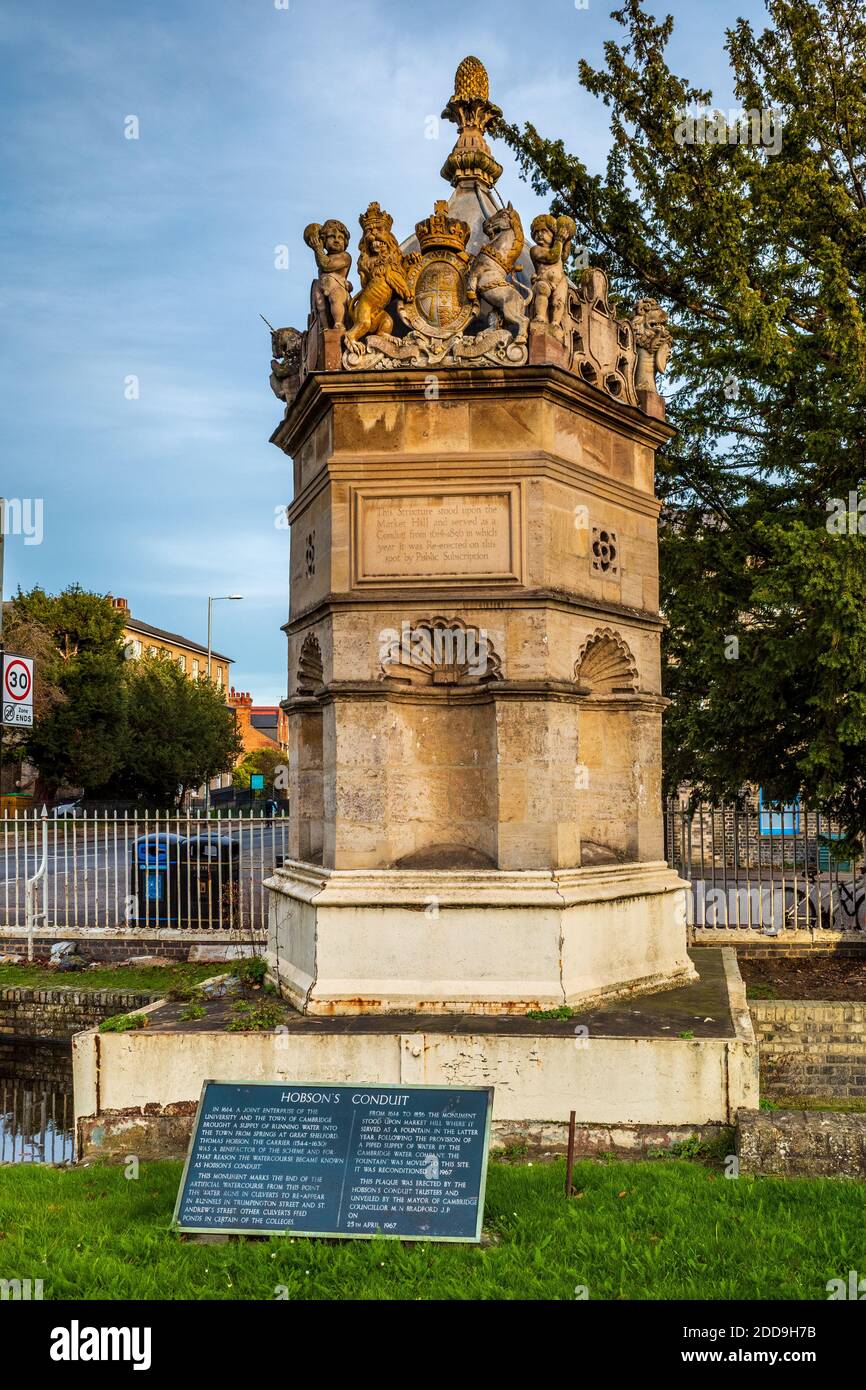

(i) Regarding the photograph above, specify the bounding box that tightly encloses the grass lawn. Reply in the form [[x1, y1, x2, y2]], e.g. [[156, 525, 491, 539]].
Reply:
[[0, 963, 221, 994], [761, 1095, 866, 1114], [0, 1157, 863, 1300]]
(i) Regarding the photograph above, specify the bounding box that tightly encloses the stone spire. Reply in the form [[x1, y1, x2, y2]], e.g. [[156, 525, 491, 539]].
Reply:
[[440, 55, 503, 189]]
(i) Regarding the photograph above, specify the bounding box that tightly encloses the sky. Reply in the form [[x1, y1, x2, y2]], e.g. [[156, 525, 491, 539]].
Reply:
[[1, 0, 768, 702]]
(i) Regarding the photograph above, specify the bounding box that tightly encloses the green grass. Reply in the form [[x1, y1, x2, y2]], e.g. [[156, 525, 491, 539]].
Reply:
[[0, 963, 220, 994], [761, 1095, 866, 1114], [98, 1013, 148, 1034], [745, 982, 779, 1000], [0, 1157, 863, 1300]]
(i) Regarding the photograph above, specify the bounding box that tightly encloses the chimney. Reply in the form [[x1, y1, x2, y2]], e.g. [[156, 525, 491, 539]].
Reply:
[[110, 596, 130, 615]]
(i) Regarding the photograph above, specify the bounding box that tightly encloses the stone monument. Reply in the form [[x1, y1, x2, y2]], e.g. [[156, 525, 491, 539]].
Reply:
[[70, 59, 757, 1164], [266, 56, 695, 1016]]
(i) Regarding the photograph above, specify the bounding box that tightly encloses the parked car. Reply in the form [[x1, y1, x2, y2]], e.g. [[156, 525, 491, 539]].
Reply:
[[53, 798, 83, 819]]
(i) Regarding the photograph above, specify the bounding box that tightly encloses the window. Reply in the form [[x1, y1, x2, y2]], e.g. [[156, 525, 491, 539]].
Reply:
[[149, 645, 158, 658], [758, 788, 800, 836], [216, 666, 224, 687], [192, 659, 200, 678], [177, 654, 186, 673]]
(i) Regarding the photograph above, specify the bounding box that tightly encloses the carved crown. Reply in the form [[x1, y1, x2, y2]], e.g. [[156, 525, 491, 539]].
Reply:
[[359, 202, 394, 241], [415, 201, 470, 255]]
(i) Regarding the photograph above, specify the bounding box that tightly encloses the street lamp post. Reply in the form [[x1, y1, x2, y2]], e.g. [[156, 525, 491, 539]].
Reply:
[[204, 594, 242, 814]]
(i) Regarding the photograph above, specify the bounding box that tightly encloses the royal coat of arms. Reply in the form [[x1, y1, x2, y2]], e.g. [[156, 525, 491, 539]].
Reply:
[[398, 201, 474, 339]]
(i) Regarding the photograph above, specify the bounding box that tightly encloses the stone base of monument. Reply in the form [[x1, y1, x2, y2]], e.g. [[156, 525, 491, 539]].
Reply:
[[264, 859, 696, 1016], [72, 949, 758, 1162]]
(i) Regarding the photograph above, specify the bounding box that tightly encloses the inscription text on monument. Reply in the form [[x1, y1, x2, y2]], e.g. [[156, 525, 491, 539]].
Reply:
[[353, 485, 522, 585]]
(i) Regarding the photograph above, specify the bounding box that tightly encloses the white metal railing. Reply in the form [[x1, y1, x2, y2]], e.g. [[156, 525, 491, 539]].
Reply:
[[1, 809, 288, 937]]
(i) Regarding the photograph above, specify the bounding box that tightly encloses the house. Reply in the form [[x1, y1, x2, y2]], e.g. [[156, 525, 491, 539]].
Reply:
[[228, 691, 288, 758], [111, 595, 235, 791], [110, 597, 233, 691]]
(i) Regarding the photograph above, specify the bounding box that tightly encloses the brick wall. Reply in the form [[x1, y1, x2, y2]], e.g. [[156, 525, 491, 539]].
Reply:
[[0, 988, 157, 1041], [0, 935, 263, 963], [736, 943, 866, 957], [0, 1038, 73, 1084], [750, 1000, 866, 1099], [0, 937, 193, 963]]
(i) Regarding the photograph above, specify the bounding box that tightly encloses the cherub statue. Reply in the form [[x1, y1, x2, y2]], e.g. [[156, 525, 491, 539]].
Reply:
[[529, 213, 576, 336], [303, 219, 353, 332], [630, 298, 672, 391], [269, 326, 304, 404], [345, 203, 416, 344]]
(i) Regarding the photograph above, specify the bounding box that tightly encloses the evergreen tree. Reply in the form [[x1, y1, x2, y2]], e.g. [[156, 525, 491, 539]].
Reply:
[[501, 0, 866, 840], [14, 586, 127, 795]]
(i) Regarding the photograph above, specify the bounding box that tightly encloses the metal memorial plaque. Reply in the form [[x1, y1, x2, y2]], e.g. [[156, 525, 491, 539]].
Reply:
[[174, 1080, 494, 1242]]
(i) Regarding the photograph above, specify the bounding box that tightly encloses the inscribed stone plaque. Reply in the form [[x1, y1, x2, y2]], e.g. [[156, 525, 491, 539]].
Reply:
[[353, 485, 522, 584], [174, 1080, 494, 1242]]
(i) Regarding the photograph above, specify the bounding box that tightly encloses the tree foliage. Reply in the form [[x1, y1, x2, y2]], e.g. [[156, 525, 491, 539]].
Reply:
[[232, 746, 287, 792], [12, 588, 242, 805], [114, 654, 243, 805], [501, 0, 866, 837], [14, 586, 127, 794]]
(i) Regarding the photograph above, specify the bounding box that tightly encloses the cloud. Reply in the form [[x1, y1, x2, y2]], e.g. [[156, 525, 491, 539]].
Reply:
[[2, 0, 768, 701]]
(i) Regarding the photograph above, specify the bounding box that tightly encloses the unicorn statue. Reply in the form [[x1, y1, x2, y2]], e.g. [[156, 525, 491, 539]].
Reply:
[[465, 204, 529, 343]]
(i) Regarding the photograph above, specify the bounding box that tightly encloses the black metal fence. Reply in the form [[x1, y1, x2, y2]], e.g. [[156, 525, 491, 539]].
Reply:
[[666, 797, 866, 936]]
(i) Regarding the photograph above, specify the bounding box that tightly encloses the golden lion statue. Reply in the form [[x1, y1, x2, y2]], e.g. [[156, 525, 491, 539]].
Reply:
[[345, 203, 417, 344]]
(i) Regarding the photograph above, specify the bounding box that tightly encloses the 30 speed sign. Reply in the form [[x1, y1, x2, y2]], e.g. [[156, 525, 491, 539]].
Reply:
[[2, 653, 34, 727]]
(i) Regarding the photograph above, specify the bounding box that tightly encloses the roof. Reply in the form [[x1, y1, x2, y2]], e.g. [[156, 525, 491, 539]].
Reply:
[[124, 617, 233, 664], [250, 712, 278, 730]]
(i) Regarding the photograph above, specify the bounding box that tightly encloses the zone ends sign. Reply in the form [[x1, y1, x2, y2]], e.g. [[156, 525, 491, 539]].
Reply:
[[2, 653, 34, 727]]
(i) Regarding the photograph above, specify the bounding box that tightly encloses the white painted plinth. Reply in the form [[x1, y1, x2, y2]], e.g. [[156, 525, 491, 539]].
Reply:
[[264, 859, 696, 1016], [72, 952, 758, 1153]]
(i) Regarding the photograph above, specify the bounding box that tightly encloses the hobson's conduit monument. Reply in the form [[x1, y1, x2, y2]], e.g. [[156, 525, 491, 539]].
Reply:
[[74, 57, 757, 1160], [266, 54, 693, 1017]]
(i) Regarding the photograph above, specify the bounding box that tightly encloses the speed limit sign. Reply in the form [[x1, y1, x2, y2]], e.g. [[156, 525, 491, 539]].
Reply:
[[2, 653, 34, 727]]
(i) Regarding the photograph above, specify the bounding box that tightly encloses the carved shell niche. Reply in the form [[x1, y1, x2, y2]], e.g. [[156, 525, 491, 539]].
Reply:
[[574, 627, 638, 694], [380, 617, 502, 686], [297, 633, 324, 694]]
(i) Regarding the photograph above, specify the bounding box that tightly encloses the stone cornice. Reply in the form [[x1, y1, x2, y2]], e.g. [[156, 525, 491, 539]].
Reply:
[[271, 364, 676, 458], [266, 857, 687, 908], [282, 588, 665, 636], [282, 679, 665, 711]]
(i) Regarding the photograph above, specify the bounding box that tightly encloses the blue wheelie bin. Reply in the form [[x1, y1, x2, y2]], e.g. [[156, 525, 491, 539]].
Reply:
[[130, 833, 184, 926]]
